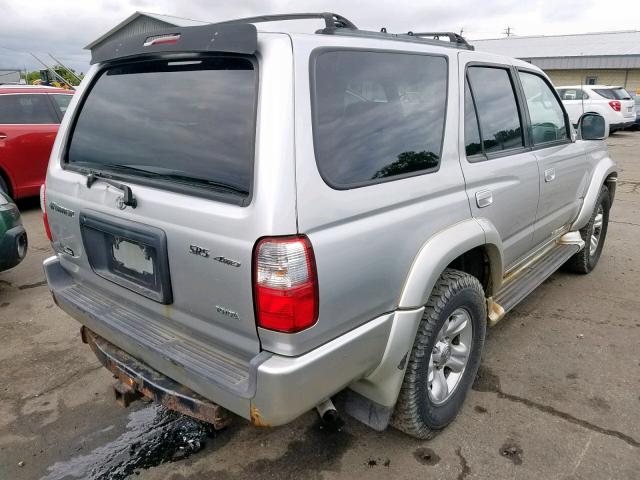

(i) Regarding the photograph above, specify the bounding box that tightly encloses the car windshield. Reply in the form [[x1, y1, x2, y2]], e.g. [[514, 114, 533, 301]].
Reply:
[[593, 87, 632, 100], [67, 57, 257, 198]]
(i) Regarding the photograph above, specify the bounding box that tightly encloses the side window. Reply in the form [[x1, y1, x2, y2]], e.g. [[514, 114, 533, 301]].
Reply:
[[557, 88, 587, 101], [464, 79, 482, 156], [518, 71, 568, 145], [466, 67, 524, 155], [51, 94, 73, 116], [313, 50, 448, 187], [0, 94, 58, 124]]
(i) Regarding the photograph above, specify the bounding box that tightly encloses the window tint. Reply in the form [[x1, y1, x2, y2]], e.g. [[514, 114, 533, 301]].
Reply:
[[0, 94, 58, 124], [519, 72, 568, 145], [313, 51, 447, 187], [51, 94, 73, 115], [67, 57, 256, 199], [593, 87, 631, 100], [464, 79, 482, 156], [557, 88, 588, 100], [467, 67, 523, 154]]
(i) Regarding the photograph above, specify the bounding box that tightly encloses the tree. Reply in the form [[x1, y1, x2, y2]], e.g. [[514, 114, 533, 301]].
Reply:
[[25, 64, 83, 86]]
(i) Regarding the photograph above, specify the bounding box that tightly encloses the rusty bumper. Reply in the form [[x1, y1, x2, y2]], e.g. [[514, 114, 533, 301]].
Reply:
[[81, 326, 231, 429]]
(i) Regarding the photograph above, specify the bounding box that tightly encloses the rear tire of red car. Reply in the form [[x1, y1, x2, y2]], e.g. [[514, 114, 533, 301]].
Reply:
[[0, 176, 9, 196]]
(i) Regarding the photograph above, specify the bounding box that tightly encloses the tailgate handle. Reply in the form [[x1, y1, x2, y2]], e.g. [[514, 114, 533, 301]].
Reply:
[[86, 174, 138, 209], [0, 133, 7, 140]]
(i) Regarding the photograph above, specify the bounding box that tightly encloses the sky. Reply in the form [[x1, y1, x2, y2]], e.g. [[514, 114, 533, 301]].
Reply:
[[1, 0, 639, 76]]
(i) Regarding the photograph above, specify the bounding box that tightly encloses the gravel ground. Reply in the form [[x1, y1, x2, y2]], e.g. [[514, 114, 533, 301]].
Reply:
[[0, 132, 638, 480]]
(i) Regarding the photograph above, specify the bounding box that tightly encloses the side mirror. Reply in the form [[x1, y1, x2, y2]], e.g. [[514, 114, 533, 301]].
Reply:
[[578, 113, 608, 140]]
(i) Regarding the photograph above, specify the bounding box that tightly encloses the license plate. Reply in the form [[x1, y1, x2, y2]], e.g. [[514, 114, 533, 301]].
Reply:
[[112, 239, 154, 276]]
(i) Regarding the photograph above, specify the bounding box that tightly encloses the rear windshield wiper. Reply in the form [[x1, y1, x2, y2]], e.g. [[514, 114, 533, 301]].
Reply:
[[77, 163, 248, 197], [155, 172, 249, 196], [108, 165, 249, 196], [86, 173, 137, 209]]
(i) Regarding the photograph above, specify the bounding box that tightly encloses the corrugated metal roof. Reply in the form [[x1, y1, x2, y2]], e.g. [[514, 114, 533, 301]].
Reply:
[[473, 30, 640, 58], [85, 11, 209, 50]]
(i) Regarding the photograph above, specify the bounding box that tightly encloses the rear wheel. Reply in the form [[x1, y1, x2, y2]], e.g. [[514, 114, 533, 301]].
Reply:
[[0, 176, 8, 196], [391, 269, 486, 439], [564, 185, 610, 274]]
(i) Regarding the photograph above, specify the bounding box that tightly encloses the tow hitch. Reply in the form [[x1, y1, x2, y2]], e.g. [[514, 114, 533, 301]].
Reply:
[[81, 326, 232, 429]]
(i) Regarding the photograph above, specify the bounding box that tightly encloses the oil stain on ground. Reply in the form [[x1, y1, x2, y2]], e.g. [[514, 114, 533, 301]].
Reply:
[[413, 447, 440, 465], [188, 421, 355, 480], [43, 404, 228, 480], [500, 440, 523, 465]]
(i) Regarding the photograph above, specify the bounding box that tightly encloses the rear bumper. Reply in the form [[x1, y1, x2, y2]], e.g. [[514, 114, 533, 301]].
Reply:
[[43, 255, 393, 426], [0, 225, 27, 271], [610, 120, 636, 131]]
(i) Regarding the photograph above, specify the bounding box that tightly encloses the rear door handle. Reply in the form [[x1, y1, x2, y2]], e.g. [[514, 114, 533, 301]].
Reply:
[[475, 190, 493, 208], [0, 133, 7, 140], [545, 168, 556, 182]]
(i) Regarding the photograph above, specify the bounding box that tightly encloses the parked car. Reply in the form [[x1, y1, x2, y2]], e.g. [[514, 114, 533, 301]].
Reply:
[[556, 84, 635, 133], [0, 190, 27, 272], [631, 95, 640, 130], [0, 85, 74, 198], [43, 15, 617, 439]]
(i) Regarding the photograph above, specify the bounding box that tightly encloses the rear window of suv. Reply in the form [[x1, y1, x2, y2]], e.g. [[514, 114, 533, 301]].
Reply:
[[312, 50, 448, 188], [66, 57, 257, 203], [593, 87, 632, 100]]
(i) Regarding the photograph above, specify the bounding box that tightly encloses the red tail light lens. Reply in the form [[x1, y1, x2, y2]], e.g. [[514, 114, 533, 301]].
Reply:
[[40, 184, 52, 241], [253, 236, 318, 333], [609, 100, 621, 112]]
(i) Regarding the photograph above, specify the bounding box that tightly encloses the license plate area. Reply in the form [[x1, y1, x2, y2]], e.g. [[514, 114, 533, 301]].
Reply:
[[80, 210, 172, 304]]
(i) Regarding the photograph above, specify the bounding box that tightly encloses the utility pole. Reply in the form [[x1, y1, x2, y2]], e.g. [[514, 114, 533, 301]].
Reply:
[[503, 26, 514, 37], [459, 28, 464, 36]]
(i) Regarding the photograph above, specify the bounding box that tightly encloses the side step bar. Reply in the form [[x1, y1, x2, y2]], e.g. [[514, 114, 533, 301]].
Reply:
[[488, 233, 584, 325]]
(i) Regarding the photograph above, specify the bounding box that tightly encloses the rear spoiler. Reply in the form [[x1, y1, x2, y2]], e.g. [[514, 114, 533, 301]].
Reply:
[[90, 23, 257, 65]]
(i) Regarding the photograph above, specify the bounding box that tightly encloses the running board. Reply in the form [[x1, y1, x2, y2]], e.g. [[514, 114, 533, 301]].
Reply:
[[488, 233, 584, 326]]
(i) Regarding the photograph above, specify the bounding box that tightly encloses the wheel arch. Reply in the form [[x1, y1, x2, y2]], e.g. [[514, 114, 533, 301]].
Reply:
[[0, 165, 14, 197], [398, 218, 504, 309], [572, 157, 617, 231], [349, 220, 503, 415]]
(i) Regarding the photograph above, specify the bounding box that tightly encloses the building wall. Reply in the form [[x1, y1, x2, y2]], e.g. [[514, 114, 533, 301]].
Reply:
[[91, 17, 173, 53], [545, 69, 640, 94]]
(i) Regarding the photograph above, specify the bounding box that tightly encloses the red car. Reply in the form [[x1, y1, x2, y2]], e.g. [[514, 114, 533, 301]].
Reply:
[[0, 85, 73, 198]]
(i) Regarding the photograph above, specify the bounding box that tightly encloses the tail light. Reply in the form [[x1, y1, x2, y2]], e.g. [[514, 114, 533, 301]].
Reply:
[[253, 236, 318, 333], [40, 184, 52, 241], [609, 100, 621, 112]]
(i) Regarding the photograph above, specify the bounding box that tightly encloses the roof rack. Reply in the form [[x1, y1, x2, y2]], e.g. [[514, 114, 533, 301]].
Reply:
[[408, 31, 474, 49], [216, 12, 358, 30], [322, 28, 475, 51]]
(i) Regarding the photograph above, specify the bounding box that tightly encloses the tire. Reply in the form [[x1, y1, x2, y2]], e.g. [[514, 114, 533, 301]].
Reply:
[[0, 176, 8, 196], [564, 185, 610, 274], [391, 269, 486, 439]]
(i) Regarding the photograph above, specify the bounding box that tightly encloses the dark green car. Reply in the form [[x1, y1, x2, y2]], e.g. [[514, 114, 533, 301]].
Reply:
[[0, 191, 27, 272]]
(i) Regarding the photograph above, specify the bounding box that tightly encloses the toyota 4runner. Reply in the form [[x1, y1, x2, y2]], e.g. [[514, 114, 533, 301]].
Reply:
[[42, 13, 617, 439]]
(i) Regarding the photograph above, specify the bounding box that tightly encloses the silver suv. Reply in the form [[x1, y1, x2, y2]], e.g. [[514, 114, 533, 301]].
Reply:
[[42, 13, 617, 439]]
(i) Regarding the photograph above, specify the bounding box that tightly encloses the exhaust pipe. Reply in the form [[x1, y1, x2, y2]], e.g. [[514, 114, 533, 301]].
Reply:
[[316, 399, 343, 430]]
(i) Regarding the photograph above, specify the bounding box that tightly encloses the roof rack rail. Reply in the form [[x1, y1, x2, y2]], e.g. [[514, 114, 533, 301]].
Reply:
[[321, 28, 475, 51], [408, 31, 473, 49], [216, 12, 357, 30]]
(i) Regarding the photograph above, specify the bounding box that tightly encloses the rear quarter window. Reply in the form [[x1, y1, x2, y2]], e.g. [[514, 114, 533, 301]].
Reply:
[[311, 50, 448, 188], [593, 88, 632, 100]]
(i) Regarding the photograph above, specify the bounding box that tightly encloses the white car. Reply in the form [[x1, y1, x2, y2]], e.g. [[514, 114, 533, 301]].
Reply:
[[556, 85, 636, 133]]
